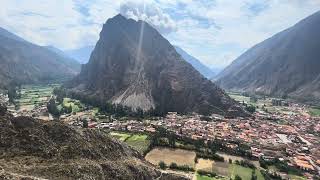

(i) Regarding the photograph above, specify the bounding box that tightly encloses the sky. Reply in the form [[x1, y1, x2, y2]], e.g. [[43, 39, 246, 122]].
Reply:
[[1, 0, 320, 69]]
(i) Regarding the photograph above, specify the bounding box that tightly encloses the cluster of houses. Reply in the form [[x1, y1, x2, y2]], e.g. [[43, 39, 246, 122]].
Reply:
[[81, 107, 319, 177]]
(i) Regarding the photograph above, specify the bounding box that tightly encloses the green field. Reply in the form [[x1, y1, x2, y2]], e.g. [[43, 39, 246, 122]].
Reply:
[[228, 164, 253, 179], [110, 132, 132, 142], [62, 98, 84, 113], [110, 132, 150, 154], [16, 84, 59, 110], [125, 134, 150, 154], [309, 107, 320, 117]]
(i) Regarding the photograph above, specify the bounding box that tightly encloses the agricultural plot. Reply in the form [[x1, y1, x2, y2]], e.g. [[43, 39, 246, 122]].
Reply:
[[16, 84, 58, 111], [109, 132, 150, 154], [62, 98, 84, 113], [125, 134, 150, 154], [110, 132, 131, 142], [309, 107, 320, 117], [217, 152, 260, 168], [145, 147, 196, 168], [228, 164, 253, 179], [196, 158, 214, 172]]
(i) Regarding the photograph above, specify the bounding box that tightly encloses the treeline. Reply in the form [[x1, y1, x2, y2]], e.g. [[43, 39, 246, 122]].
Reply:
[[234, 159, 256, 169], [158, 161, 194, 172], [53, 87, 167, 118], [259, 158, 302, 176]]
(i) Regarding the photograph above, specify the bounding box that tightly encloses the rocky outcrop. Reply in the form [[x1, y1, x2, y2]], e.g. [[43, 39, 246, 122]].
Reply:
[[66, 14, 247, 116], [0, 111, 188, 180]]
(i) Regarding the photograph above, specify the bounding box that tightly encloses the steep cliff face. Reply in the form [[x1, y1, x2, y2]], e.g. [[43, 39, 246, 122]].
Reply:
[[67, 14, 246, 116], [0, 27, 80, 89], [0, 105, 187, 180], [216, 11, 320, 104]]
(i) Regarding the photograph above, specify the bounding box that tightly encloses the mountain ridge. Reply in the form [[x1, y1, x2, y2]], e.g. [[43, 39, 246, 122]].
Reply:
[[0, 27, 81, 89], [216, 11, 320, 104], [66, 14, 247, 116]]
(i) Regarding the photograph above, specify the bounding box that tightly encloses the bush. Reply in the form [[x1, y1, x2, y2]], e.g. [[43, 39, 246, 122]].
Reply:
[[229, 159, 232, 164], [159, 161, 166, 169], [197, 170, 217, 177], [169, 162, 178, 169], [196, 152, 224, 162], [235, 175, 242, 180], [168, 164, 194, 172]]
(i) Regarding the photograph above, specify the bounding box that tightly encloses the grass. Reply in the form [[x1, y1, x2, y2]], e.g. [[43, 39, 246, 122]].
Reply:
[[15, 84, 58, 110], [62, 98, 83, 113], [125, 134, 150, 154], [196, 174, 213, 180], [288, 174, 306, 180], [109, 132, 150, 154], [228, 164, 253, 180], [309, 107, 320, 117], [110, 132, 131, 142]]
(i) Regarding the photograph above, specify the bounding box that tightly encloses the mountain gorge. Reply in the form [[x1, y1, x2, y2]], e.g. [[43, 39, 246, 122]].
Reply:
[[66, 14, 246, 116], [66, 45, 95, 64], [216, 11, 320, 104], [174, 46, 216, 79], [0, 27, 80, 89]]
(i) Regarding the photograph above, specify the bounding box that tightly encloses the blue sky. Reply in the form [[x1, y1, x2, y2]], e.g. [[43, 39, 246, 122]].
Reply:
[[1, 0, 320, 68]]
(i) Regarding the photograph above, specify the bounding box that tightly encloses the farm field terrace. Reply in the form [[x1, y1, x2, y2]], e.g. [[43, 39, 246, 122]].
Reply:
[[15, 84, 59, 111], [109, 131, 150, 154]]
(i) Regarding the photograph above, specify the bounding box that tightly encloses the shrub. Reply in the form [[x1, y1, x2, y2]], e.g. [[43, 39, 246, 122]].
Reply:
[[159, 161, 166, 169], [197, 170, 217, 177]]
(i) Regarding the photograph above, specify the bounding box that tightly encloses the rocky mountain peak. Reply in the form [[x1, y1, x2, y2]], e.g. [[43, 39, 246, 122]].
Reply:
[[67, 14, 247, 116]]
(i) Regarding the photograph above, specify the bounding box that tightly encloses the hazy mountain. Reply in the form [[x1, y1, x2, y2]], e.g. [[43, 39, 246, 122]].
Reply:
[[0, 27, 25, 42], [66, 45, 95, 64], [216, 11, 320, 104], [0, 27, 81, 89], [174, 46, 216, 79], [0, 104, 186, 180], [66, 14, 246, 116]]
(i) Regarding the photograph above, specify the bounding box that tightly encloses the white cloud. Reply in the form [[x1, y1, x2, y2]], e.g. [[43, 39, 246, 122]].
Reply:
[[0, 0, 319, 68], [120, 0, 177, 34]]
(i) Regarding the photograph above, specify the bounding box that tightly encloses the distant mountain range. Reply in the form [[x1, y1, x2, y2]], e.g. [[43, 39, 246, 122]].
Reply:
[[216, 11, 320, 104], [65, 46, 95, 64], [66, 14, 246, 116], [65, 44, 218, 79], [0, 27, 80, 89], [174, 46, 217, 79]]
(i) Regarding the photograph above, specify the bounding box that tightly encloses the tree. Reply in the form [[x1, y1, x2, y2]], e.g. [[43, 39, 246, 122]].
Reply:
[[159, 161, 166, 169], [168, 133, 176, 147], [169, 162, 178, 169], [245, 105, 256, 113], [47, 98, 60, 118], [251, 169, 257, 180], [82, 119, 88, 128], [235, 175, 242, 180], [8, 86, 17, 104]]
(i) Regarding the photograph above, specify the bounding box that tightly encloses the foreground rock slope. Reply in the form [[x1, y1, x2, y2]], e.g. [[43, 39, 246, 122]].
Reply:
[[0, 104, 187, 180]]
